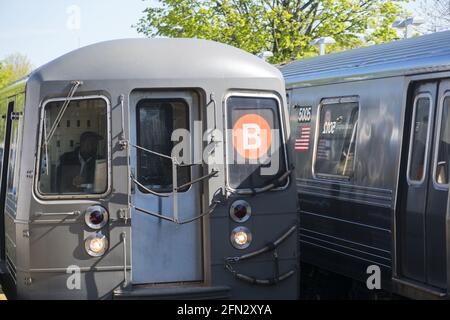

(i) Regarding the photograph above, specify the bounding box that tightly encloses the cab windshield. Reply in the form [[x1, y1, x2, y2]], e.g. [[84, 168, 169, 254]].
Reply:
[[37, 98, 108, 196]]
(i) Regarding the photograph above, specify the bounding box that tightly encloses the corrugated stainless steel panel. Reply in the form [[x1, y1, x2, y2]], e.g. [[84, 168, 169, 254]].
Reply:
[[281, 31, 450, 87]]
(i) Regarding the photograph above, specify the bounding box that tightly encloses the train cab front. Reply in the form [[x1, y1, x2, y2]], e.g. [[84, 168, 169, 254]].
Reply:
[[1, 38, 298, 300]]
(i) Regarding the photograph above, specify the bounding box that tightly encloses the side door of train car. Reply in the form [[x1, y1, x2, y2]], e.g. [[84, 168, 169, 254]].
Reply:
[[0, 92, 24, 279], [0, 97, 15, 263], [129, 90, 203, 284], [398, 79, 450, 293]]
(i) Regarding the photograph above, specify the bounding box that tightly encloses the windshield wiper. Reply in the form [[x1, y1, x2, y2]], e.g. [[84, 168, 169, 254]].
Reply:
[[42, 81, 82, 176], [44, 80, 82, 145]]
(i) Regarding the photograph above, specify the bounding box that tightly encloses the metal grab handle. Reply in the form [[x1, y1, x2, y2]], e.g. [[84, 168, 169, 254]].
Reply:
[[225, 264, 296, 286], [230, 167, 294, 196], [175, 170, 219, 190], [226, 224, 297, 263], [126, 141, 174, 161], [126, 140, 221, 224], [224, 224, 297, 286], [121, 232, 128, 287], [128, 132, 226, 225], [130, 169, 219, 196], [34, 211, 81, 217], [131, 196, 222, 225], [130, 174, 170, 197], [119, 94, 126, 141], [126, 141, 211, 168]]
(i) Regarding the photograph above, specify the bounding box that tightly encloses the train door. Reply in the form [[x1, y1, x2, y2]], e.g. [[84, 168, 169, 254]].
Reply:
[[0, 98, 14, 262], [129, 90, 203, 284], [399, 79, 450, 292]]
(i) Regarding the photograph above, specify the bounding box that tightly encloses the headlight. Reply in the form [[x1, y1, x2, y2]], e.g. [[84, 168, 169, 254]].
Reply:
[[230, 200, 251, 223], [85, 233, 109, 257], [230, 226, 252, 250], [85, 205, 108, 229]]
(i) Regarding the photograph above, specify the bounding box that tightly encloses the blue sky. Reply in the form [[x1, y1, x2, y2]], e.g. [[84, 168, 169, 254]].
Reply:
[[0, 0, 423, 68], [0, 0, 156, 67]]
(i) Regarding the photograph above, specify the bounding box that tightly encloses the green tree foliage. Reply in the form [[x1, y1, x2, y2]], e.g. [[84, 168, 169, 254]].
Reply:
[[135, 0, 408, 63], [0, 64, 12, 89], [0, 53, 33, 90]]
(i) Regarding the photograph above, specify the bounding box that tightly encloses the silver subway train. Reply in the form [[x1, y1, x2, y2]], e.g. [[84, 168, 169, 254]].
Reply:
[[0, 38, 299, 299], [282, 30, 450, 299]]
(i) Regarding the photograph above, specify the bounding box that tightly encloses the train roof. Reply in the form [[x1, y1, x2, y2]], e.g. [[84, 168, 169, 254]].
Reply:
[[29, 38, 282, 83], [281, 30, 450, 88]]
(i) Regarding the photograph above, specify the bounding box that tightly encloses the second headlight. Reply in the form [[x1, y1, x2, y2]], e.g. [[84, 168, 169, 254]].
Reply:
[[85, 233, 109, 257], [230, 226, 252, 250]]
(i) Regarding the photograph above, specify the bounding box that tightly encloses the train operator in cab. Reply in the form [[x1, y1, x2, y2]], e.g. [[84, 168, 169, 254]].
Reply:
[[56, 131, 103, 193]]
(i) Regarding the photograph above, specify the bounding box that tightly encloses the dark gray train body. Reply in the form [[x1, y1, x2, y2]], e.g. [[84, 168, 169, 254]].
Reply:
[[282, 31, 450, 299], [0, 38, 299, 299]]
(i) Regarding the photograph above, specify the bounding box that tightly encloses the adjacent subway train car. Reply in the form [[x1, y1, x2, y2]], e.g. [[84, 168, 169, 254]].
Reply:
[[282, 31, 450, 299], [0, 38, 298, 299]]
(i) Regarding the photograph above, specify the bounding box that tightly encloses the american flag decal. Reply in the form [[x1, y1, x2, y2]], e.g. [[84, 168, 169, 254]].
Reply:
[[295, 126, 311, 152]]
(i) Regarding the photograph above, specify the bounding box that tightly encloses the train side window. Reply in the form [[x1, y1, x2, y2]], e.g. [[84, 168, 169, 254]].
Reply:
[[408, 96, 431, 184], [37, 98, 109, 196], [435, 96, 450, 186], [314, 99, 359, 179], [136, 99, 191, 193]]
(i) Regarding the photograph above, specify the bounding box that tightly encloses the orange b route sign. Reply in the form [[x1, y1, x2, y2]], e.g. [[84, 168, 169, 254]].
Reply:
[[232, 114, 272, 160]]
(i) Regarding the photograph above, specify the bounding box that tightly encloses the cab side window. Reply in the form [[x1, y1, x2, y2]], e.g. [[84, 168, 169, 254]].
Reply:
[[38, 98, 108, 196], [314, 98, 359, 179]]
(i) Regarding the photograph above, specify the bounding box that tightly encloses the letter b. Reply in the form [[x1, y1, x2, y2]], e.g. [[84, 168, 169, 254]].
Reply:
[[243, 123, 261, 150]]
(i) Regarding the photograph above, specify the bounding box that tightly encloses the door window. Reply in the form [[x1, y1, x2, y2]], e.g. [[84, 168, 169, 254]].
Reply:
[[435, 96, 450, 186], [408, 96, 432, 184], [136, 99, 190, 193]]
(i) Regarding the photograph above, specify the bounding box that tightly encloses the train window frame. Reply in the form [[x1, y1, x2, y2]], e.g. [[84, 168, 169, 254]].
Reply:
[[223, 91, 290, 193], [34, 95, 112, 201], [406, 93, 433, 186], [6, 97, 24, 203], [135, 97, 192, 194], [312, 96, 360, 182], [432, 92, 450, 190]]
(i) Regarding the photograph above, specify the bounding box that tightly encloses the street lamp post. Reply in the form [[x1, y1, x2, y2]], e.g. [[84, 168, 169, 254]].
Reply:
[[257, 51, 274, 61], [392, 16, 425, 39], [310, 37, 336, 56]]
